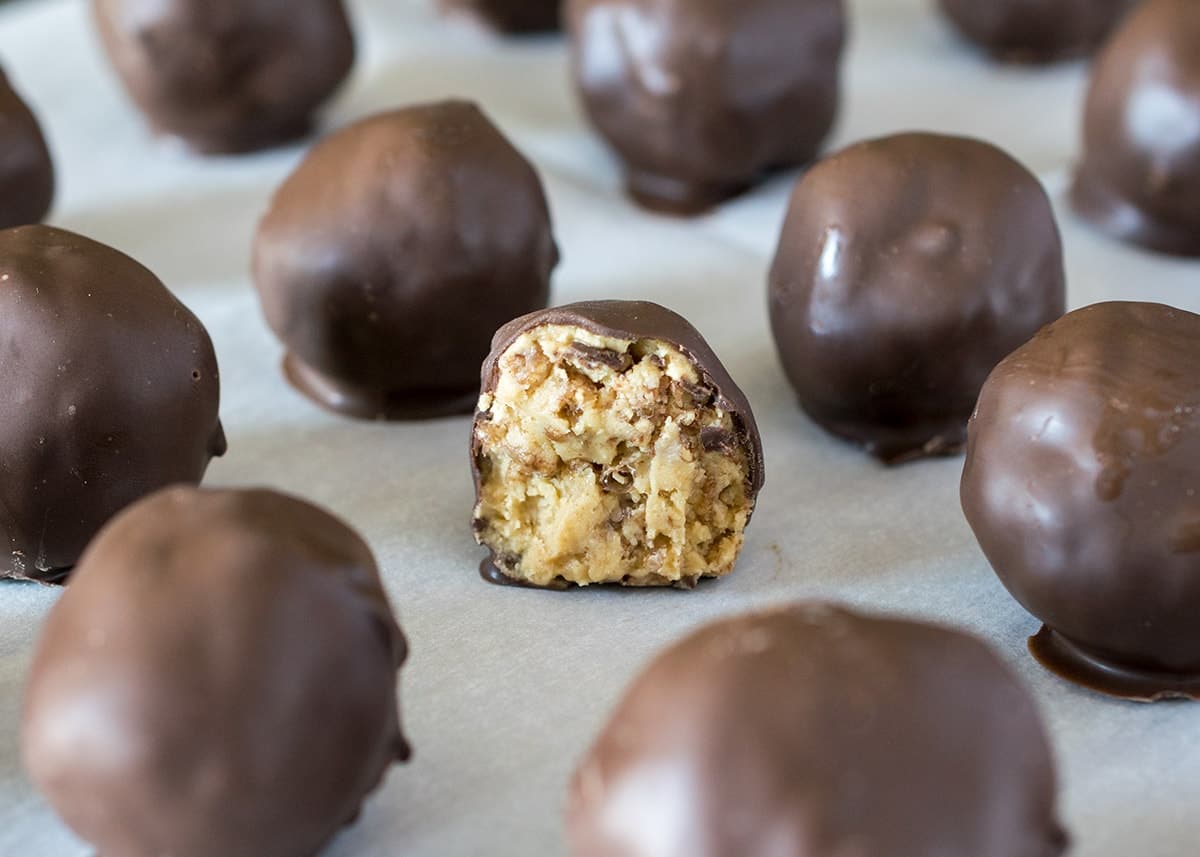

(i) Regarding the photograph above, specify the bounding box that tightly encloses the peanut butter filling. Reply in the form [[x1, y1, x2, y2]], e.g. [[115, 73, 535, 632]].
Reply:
[[473, 325, 752, 587]]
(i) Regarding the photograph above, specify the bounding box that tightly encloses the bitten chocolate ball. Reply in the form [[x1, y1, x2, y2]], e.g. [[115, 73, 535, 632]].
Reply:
[[1071, 0, 1200, 257], [254, 100, 557, 420], [472, 301, 763, 589], [938, 0, 1137, 62], [21, 487, 410, 857], [566, 0, 845, 215], [0, 67, 53, 228], [963, 302, 1200, 701], [568, 604, 1068, 857], [92, 0, 355, 154], [442, 0, 560, 32], [769, 133, 1065, 464], [0, 225, 224, 584]]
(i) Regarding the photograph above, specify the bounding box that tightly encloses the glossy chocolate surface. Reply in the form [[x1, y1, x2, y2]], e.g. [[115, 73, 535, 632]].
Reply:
[[0, 225, 225, 584], [472, 300, 763, 588], [568, 604, 1068, 857], [962, 302, 1200, 701], [254, 100, 557, 420], [443, 0, 560, 32], [769, 133, 1065, 464], [22, 487, 410, 857], [1071, 0, 1200, 256], [565, 0, 845, 215], [0, 67, 53, 228], [92, 0, 355, 154], [938, 0, 1137, 62]]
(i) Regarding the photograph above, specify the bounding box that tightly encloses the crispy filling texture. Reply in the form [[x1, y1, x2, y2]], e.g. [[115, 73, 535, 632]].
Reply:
[[474, 325, 752, 587]]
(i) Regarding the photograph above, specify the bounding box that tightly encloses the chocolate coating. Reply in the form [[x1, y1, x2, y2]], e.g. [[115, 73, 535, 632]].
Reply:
[[22, 487, 409, 857], [938, 0, 1137, 62], [92, 0, 355, 154], [0, 68, 53, 228], [963, 302, 1200, 701], [568, 604, 1068, 857], [254, 100, 557, 420], [1071, 0, 1200, 257], [0, 225, 224, 584], [443, 0, 560, 32], [472, 300, 763, 588], [769, 133, 1066, 464], [566, 0, 845, 215]]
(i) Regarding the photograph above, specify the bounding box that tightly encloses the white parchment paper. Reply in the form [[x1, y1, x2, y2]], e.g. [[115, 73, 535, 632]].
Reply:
[[0, 1, 1196, 855]]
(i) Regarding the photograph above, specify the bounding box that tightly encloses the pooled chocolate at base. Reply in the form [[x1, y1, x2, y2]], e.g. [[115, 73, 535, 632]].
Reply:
[[442, 0, 561, 32], [254, 100, 557, 421], [1030, 627, 1200, 703], [565, 0, 845, 216], [472, 301, 762, 589], [0, 68, 54, 228], [21, 487, 410, 857], [938, 0, 1137, 62], [0, 225, 225, 584], [479, 558, 568, 590], [1070, 0, 1200, 257], [567, 604, 1069, 857], [962, 301, 1200, 701], [281, 353, 483, 422]]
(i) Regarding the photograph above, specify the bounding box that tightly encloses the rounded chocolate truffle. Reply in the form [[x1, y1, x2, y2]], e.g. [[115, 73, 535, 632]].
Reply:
[[0, 67, 54, 228], [443, 0, 560, 32], [472, 300, 763, 589], [0, 225, 225, 584], [92, 0, 355, 154], [938, 0, 1137, 62], [568, 604, 1068, 857], [565, 0, 845, 215], [21, 486, 410, 857], [254, 100, 557, 420], [768, 133, 1066, 464], [962, 302, 1200, 701], [1071, 0, 1200, 257]]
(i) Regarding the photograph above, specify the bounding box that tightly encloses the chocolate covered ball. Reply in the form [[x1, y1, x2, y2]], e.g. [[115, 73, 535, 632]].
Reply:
[[22, 487, 410, 857], [0, 67, 53, 228], [568, 604, 1068, 857], [1071, 0, 1200, 256], [768, 133, 1066, 464], [472, 301, 763, 589], [963, 302, 1200, 701], [566, 0, 845, 215], [0, 225, 224, 584], [92, 0, 355, 154], [938, 0, 1137, 62], [443, 0, 560, 32], [254, 100, 557, 420]]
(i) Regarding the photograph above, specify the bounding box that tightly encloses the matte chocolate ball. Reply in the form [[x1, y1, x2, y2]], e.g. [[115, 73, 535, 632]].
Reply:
[[22, 487, 410, 857], [568, 604, 1068, 857], [0, 225, 225, 584], [0, 67, 54, 228], [769, 133, 1065, 464], [938, 0, 1138, 62], [566, 0, 845, 215], [92, 0, 355, 154], [1071, 0, 1200, 256], [963, 302, 1200, 701], [253, 100, 557, 420]]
